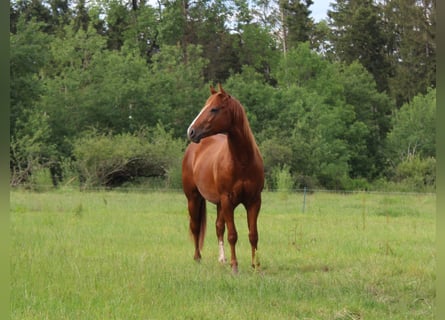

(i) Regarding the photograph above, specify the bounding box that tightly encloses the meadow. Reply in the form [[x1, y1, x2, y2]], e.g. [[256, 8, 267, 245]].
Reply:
[[10, 189, 436, 319]]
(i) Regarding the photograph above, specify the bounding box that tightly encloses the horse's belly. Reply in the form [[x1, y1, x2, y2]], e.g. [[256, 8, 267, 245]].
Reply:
[[193, 165, 221, 203], [196, 184, 220, 204]]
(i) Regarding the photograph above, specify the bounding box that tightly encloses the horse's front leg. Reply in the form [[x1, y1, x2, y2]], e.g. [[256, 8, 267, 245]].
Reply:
[[216, 203, 226, 264], [227, 217, 238, 274], [221, 197, 238, 273]]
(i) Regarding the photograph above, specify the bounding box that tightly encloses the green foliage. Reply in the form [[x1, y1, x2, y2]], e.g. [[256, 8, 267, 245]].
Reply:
[[224, 66, 277, 136], [260, 138, 293, 175], [383, 0, 436, 106], [386, 88, 436, 163], [73, 125, 184, 188], [40, 23, 148, 140], [393, 156, 436, 192], [281, 0, 314, 48], [233, 24, 280, 79], [275, 42, 330, 88], [271, 164, 294, 193], [337, 61, 392, 179], [147, 44, 209, 137], [327, 0, 392, 93], [10, 108, 56, 187], [9, 0, 435, 191], [10, 17, 51, 135], [120, 4, 159, 60]]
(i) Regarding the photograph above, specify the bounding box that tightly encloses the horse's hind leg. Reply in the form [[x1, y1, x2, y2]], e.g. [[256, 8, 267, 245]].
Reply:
[[187, 191, 207, 261], [246, 198, 261, 269]]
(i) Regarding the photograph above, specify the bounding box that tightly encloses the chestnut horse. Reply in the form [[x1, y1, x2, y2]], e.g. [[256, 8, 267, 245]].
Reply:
[[182, 84, 264, 273]]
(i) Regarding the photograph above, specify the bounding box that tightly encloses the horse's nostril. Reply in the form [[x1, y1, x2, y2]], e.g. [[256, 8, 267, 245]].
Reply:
[[189, 128, 195, 138]]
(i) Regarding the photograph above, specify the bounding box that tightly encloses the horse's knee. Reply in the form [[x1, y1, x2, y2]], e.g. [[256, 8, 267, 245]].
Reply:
[[216, 220, 225, 235], [249, 232, 258, 247], [228, 231, 238, 245]]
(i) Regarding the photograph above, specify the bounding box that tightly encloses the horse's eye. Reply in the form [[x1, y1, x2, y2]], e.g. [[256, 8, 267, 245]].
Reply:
[[210, 107, 219, 113]]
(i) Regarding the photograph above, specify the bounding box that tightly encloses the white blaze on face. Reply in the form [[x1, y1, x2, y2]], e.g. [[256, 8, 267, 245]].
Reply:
[[218, 240, 226, 264], [187, 104, 209, 139]]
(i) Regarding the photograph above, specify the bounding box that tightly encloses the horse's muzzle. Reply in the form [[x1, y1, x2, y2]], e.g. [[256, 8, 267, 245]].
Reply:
[[187, 127, 202, 143]]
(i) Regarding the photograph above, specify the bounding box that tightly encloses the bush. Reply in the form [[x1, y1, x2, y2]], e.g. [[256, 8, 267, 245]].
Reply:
[[393, 155, 436, 192], [73, 125, 185, 188], [271, 165, 294, 192], [385, 89, 435, 165]]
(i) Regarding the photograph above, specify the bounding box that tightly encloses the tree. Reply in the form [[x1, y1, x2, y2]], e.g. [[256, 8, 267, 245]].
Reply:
[[10, 0, 51, 34], [386, 88, 436, 164], [233, 23, 280, 83], [327, 0, 392, 93], [224, 65, 278, 136], [337, 61, 393, 179], [309, 19, 333, 56], [72, 0, 90, 32], [10, 17, 56, 185], [8, 0, 435, 191], [280, 0, 314, 50], [39, 23, 152, 161], [157, 0, 235, 82], [272, 44, 392, 187], [105, 0, 131, 50], [383, 0, 436, 106], [121, 3, 159, 62], [147, 44, 208, 137], [10, 109, 56, 187], [10, 17, 51, 135]]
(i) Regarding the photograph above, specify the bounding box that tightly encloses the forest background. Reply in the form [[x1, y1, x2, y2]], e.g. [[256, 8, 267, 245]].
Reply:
[[9, 0, 436, 192]]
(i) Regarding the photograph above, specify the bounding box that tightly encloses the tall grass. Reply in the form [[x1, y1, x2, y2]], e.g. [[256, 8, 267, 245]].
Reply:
[[10, 189, 435, 319]]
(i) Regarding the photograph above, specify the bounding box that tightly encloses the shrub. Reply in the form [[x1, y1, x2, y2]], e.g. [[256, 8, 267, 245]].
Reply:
[[73, 125, 185, 188], [393, 155, 436, 192], [271, 164, 294, 192]]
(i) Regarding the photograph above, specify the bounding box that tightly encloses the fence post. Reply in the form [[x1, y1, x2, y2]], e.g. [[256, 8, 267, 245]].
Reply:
[[362, 192, 366, 230], [302, 186, 307, 213]]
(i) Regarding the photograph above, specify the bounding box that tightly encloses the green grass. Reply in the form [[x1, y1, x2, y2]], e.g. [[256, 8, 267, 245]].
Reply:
[[10, 190, 436, 319]]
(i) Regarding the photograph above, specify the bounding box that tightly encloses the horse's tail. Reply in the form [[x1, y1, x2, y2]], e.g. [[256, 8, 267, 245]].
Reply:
[[198, 198, 207, 251]]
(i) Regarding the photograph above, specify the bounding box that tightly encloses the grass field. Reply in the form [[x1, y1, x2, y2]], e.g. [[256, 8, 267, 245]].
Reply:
[[10, 189, 436, 319]]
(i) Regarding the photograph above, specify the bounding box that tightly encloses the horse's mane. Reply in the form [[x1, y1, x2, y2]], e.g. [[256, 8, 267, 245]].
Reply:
[[225, 95, 257, 147]]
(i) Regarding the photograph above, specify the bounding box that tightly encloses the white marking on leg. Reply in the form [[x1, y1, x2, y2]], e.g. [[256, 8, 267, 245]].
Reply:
[[218, 240, 226, 263]]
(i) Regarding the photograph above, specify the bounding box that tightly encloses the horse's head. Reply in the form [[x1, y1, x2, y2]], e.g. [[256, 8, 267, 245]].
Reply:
[[187, 84, 234, 143]]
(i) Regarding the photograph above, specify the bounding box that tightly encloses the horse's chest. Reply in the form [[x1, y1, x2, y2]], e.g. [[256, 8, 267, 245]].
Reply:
[[223, 176, 261, 206]]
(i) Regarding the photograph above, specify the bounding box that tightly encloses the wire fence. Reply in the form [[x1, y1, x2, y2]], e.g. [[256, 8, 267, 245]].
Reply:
[[11, 183, 436, 258], [11, 184, 436, 216], [10, 182, 436, 196], [11, 164, 436, 196]]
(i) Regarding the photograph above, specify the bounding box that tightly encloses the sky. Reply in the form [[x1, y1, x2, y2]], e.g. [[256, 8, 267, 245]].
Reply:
[[310, 0, 333, 22], [145, 0, 333, 23]]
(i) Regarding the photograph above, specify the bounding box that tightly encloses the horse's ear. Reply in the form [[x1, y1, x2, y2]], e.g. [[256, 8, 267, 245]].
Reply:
[[210, 85, 217, 95], [218, 83, 226, 95]]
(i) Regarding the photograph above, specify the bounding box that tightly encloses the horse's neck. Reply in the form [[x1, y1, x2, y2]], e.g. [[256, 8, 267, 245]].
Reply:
[[227, 120, 258, 166]]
